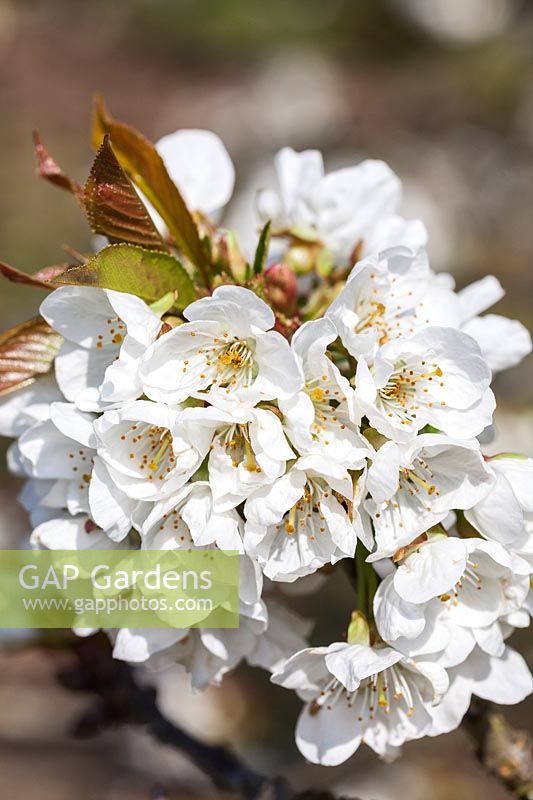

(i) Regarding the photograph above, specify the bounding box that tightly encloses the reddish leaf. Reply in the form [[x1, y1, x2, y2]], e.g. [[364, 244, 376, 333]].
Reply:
[[84, 135, 167, 250], [33, 131, 84, 207], [92, 97, 208, 276], [0, 260, 69, 289], [0, 317, 62, 396], [33, 264, 72, 282]]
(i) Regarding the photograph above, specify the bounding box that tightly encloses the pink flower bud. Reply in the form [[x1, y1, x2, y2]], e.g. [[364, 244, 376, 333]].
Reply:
[[264, 262, 298, 313]]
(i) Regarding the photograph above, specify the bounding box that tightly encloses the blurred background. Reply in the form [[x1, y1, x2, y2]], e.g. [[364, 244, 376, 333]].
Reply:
[[0, 0, 532, 797]]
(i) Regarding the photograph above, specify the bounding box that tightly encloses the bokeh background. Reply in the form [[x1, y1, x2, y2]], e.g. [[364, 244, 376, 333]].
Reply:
[[0, 0, 532, 797]]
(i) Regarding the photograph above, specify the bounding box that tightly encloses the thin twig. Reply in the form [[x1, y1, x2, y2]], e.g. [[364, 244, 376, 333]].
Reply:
[[57, 633, 354, 800]]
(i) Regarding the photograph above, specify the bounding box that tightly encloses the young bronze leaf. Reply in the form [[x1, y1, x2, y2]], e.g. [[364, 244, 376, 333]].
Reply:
[[85, 135, 168, 251], [51, 243, 196, 309], [0, 318, 63, 396], [92, 97, 207, 274], [0, 260, 69, 290], [33, 131, 84, 207]]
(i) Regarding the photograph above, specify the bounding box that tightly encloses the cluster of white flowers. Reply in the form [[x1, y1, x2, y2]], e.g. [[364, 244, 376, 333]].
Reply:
[[1, 130, 532, 763]]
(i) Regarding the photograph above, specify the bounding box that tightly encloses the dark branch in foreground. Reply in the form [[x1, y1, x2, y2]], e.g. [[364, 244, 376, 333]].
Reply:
[[465, 699, 533, 799], [57, 633, 353, 800], [55, 633, 533, 800]]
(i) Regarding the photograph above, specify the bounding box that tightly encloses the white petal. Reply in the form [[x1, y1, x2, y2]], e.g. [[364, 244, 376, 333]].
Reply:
[[367, 441, 401, 504], [185, 285, 274, 332], [273, 147, 324, 218], [113, 627, 188, 662], [248, 600, 312, 673], [50, 402, 97, 448], [296, 701, 361, 766], [31, 514, 125, 550], [428, 669, 472, 735], [492, 457, 533, 512], [474, 623, 505, 657], [316, 160, 401, 263], [18, 419, 93, 480], [374, 574, 426, 642], [465, 470, 525, 545], [271, 646, 332, 698], [105, 290, 161, 346], [254, 330, 303, 398], [467, 647, 533, 704], [319, 492, 356, 556], [394, 538, 468, 604], [458, 275, 504, 321], [40, 286, 116, 346], [156, 129, 235, 215], [0, 374, 60, 437], [462, 315, 532, 372], [325, 644, 402, 692], [54, 341, 115, 411], [88, 457, 138, 541], [245, 468, 306, 526]]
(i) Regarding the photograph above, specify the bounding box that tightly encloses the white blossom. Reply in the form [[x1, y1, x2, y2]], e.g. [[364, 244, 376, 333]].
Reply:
[[1, 133, 532, 765], [244, 455, 369, 582], [257, 148, 426, 264], [365, 435, 493, 560], [40, 287, 161, 411], [353, 327, 494, 441], [278, 318, 368, 465], [177, 399, 295, 511], [374, 537, 531, 658], [272, 642, 448, 764], [428, 646, 533, 735], [457, 276, 532, 372], [93, 400, 211, 501], [326, 247, 439, 361], [140, 285, 302, 404], [465, 455, 533, 551]]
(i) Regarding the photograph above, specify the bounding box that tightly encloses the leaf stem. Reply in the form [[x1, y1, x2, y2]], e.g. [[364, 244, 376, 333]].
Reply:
[[356, 547, 367, 615]]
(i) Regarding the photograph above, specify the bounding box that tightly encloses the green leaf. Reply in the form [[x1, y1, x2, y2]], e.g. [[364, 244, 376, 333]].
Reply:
[[252, 220, 271, 275], [0, 317, 63, 396], [84, 135, 168, 251], [92, 97, 208, 275], [51, 244, 196, 309]]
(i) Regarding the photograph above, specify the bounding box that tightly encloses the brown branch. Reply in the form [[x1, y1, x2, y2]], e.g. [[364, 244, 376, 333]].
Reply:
[[464, 699, 533, 799], [57, 633, 355, 800]]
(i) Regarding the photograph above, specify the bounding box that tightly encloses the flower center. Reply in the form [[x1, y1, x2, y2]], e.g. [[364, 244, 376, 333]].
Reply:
[[214, 339, 255, 388], [304, 378, 346, 446], [95, 317, 125, 349], [219, 424, 262, 473], [378, 359, 445, 425], [310, 663, 416, 721], [399, 457, 441, 511], [355, 298, 389, 344], [66, 446, 94, 491], [275, 481, 329, 540], [121, 423, 176, 482]]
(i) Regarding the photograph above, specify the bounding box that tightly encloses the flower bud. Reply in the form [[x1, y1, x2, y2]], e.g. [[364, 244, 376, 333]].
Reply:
[[264, 262, 298, 313], [347, 610, 370, 646], [285, 244, 316, 274]]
